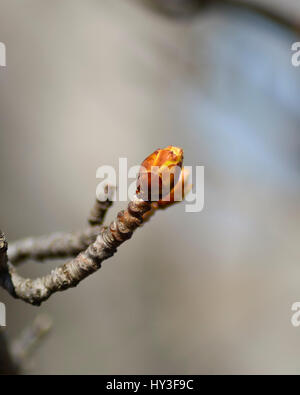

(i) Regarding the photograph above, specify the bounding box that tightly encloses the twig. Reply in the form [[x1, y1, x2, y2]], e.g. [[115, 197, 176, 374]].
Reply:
[[11, 314, 53, 366], [0, 315, 52, 375], [88, 185, 115, 226], [8, 227, 102, 265], [1, 147, 186, 306], [1, 197, 151, 306], [8, 185, 115, 265]]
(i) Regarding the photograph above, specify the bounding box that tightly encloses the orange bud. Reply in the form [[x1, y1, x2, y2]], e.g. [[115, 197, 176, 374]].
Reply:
[[137, 146, 183, 202], [157, 167, 191, 208]]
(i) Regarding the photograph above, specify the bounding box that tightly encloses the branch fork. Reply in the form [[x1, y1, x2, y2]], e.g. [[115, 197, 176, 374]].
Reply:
[[0, 146, 189, 306]]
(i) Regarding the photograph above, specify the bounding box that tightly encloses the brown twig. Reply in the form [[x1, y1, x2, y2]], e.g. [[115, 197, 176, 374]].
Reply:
[[9, 187, 115, 265]]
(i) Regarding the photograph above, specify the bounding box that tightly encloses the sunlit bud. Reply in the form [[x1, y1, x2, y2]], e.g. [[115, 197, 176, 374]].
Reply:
[[157, 167, 191, 207], [137, 146, 183, 202]]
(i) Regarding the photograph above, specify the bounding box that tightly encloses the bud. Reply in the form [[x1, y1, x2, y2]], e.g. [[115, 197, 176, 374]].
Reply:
[[157, 167, 191, 207], [137, 146, 183, 202]]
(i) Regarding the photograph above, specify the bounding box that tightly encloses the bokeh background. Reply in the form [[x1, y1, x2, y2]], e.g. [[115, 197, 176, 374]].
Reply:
[[1, 0, 300, 374]]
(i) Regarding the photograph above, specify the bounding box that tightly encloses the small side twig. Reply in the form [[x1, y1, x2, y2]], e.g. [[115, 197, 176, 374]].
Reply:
[[8, 185, 115, 265], [11, 314, 53, 367], [88, 185, 115, 226], [0, 315, 52, 375], [8, 227, 102, 265]]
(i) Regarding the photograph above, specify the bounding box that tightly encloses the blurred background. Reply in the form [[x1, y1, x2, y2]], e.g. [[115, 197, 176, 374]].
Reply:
[[0, 0, 300, 374]]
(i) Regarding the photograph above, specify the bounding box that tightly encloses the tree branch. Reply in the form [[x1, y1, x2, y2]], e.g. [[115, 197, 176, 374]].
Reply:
[[1, 147, 187, 307], [1, 197, 151, 306]]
